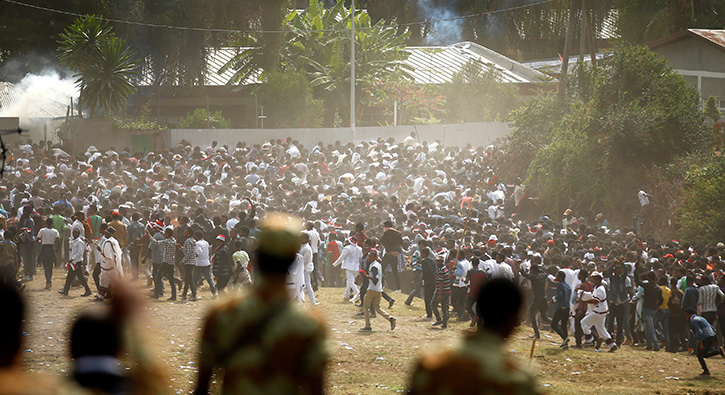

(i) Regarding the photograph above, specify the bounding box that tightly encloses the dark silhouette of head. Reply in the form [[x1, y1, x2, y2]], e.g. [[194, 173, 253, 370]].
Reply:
[[476, 279, 522, 338], [0, 283, 24, 368]]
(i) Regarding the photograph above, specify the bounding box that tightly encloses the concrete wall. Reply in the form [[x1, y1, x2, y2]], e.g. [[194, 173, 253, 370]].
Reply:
[[655, 37, 725, 73], [67, 119, 128, 154], [66, 119, 172, 155], [171, 122, 511, 149]]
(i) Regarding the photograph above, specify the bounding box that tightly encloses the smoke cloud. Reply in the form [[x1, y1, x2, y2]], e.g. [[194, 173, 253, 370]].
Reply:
[[0, 70, 77, 121], [419, 0, 463, 45]]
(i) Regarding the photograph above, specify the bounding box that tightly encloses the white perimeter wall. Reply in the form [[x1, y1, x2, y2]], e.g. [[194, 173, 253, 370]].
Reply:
[[171, 122, 511, 149]]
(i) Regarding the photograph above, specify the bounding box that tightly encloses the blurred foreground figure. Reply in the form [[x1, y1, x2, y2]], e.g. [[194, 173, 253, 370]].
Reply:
[[0, 282, 57, 394], [409, 279, 542, 395], [69, 282, 170, 395], [194, 213, 327, 394]]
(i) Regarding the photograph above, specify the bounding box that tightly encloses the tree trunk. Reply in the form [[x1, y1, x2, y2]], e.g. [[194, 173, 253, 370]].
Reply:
[[561, 0, 580, 77]]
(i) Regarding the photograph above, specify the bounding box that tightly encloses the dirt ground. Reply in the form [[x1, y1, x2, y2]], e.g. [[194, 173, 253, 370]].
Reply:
[[19, 270, 725, 394]]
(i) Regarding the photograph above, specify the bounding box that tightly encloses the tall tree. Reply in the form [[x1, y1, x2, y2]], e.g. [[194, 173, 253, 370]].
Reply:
[[501, 46, 706, 219], [617, 0, 725, 44], [59, 17, 139, 116], [222, 0, 412, 126]]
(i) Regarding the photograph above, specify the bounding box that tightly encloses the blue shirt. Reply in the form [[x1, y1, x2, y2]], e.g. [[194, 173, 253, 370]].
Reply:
[[127, 221, 144, 245], [690, 315, 717, 341], [148, 232, 165, 263], [682, 286, 699, 311], [554, 281, 572, 309]]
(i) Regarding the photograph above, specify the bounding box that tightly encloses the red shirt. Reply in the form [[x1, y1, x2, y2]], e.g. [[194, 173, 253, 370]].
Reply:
[[468, 269, 487, 297], [575, 281, 593, 312]]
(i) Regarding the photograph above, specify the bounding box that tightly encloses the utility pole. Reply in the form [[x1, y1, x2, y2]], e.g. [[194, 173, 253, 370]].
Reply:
[[350, 0, 356, 140], [560, 0, 580, 77], [259, 106, 266, 129], [583, 0, 597, 67]]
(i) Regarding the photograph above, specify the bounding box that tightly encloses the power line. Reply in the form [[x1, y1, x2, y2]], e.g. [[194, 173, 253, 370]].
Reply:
[[2, 0, 557, 34]]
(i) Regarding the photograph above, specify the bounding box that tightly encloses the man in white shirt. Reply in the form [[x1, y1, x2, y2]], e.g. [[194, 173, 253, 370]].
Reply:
[[306, 222, 322, 288], [37, 218, 60, 289], [484, 253, 513, 280], [95, 226, 124, 302], [59, 228, 92, 297], [361, 250, 396, 331], [287, 252, 306, 303], [71, 213, 86, 239], [195, 231, 217, 298], [333, 236, 363, 301], [452, 255, 472, 320], [225, 212, 240, 232], [638, 190, 650, 208], [579, 272, 618, 352], [479, 257, 500, 279], [300, 233, 316, 306]]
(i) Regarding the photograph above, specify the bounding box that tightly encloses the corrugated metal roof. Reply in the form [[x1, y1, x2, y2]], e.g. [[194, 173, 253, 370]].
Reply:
[[406, 42, 550, 84], [689, 29, 725, 49], [140, 41, 549, 87], [139, 48, 261, 87], [0, 82, 68, 119], [523, 52, 611, 76]]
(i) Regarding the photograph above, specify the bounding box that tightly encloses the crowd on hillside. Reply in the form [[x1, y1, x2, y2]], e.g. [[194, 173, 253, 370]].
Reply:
[[0, 133, 723, 394]]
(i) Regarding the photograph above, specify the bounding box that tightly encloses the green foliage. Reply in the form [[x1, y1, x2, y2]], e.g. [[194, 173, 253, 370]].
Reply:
[[58, 17, 138, 116], [114, 105, 168, 130], [255, 71, 324, 128], [704, 95, 722, 124], [680, 155, 725, 243], [223, 0, 412, 126], [504, 45, 707, 219], [178, 109, 231, 129], [363, 79, 446, 125], [444, 60, 519, 123]]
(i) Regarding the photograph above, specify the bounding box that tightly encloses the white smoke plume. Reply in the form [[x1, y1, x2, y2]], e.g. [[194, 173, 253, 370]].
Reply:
[[0, 70, 78, 121], [419, 0, 463, 45]]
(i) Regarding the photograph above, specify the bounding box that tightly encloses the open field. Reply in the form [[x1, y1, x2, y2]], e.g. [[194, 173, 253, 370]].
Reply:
[[19, 271, 725, 394]]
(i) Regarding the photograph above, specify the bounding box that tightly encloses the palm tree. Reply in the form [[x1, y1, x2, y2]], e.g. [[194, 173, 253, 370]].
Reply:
[[221, 0, 412, 126], [58, 17, 139, 117], [79, 37, 139, 115]]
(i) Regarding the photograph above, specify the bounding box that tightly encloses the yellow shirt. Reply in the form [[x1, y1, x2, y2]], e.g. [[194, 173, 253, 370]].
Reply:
[[659, 285, 672, 309]]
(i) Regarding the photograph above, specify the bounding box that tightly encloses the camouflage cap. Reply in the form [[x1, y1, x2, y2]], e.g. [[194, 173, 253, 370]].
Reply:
[[257, 212, 303, 258]]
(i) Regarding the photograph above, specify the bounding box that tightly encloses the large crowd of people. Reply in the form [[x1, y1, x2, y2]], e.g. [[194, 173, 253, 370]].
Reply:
[[0, 133, 724, 394]]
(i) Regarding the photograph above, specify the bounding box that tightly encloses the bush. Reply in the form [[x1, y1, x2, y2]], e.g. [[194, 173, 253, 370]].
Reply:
[[444, 60, 519, 123], [502, 45, 707, 221], [680, 154, 725, 244], [178, 109, 231, 129]]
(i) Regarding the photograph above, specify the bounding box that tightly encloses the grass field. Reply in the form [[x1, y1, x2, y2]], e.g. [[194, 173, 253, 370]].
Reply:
[[18, 270, 725, 394]]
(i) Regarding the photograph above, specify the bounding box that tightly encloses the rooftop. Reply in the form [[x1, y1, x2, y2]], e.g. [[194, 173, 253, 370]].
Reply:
[[406, 42, 550, 85], [649, 29, 725, 51], [139, 41, 551, 87], [523, 52, 611, 76]]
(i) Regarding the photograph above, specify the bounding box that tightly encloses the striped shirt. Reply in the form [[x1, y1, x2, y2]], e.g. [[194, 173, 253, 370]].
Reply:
[[435, 265, 452, 296]]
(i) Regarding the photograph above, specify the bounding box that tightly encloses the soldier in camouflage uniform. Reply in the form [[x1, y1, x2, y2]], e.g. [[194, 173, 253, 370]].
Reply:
[[194, 213, 328, 395], [409, 279, 542, 395]]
